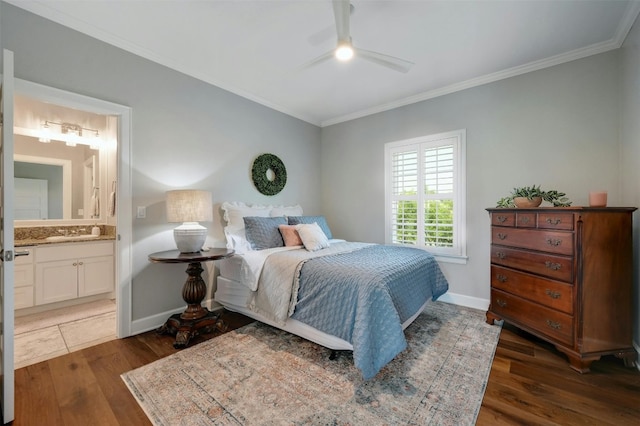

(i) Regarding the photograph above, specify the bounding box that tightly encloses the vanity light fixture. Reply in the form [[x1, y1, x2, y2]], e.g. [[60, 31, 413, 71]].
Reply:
[[38, 121, 51, 143], [38, 120, 101, 148], [166, 189, 213, 253]]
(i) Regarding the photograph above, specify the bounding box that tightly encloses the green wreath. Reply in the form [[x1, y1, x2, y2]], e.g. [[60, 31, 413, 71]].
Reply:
[[251, 153, 287, 196]]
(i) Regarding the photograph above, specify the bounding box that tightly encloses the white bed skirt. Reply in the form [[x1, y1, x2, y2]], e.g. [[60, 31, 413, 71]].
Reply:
[[215, 275, 431, 352]]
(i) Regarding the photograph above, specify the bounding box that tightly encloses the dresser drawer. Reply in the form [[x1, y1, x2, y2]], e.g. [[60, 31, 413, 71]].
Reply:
[[515, 212, 536, 228], [491, 212, 515, 227], [491, 245, 573, 282], [491, 227, 574, 255], [491, 289, 573, 345], [491, 265, 573, 314], [537, 212, 574, 230]]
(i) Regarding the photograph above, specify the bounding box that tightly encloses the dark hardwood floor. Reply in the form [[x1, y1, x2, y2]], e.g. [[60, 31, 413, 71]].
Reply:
[[13, 311, 640, 425]]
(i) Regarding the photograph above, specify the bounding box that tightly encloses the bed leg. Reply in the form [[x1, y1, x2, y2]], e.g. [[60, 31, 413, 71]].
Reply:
[[329, 350, 338, 360]]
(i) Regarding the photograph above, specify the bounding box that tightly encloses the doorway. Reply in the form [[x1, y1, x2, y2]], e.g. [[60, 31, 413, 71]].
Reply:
[[11, 78, 133, 364]]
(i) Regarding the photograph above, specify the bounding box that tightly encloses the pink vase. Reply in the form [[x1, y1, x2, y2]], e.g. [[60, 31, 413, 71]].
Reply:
[[589, 191, 607, 207]]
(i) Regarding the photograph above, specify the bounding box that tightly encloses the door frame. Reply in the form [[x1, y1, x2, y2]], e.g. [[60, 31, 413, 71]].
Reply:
[[14, 78, 133, 338], [2, 47, 17, 425]]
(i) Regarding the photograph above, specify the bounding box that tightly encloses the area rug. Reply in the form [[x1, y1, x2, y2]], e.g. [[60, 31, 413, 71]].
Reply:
[[122, 302, 501, 425]]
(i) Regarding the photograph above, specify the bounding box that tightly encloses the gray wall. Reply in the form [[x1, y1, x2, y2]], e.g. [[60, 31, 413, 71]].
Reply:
[[320, 51, 623, 305], [620, 17, 640, 358], [1, 3, 322, 321]]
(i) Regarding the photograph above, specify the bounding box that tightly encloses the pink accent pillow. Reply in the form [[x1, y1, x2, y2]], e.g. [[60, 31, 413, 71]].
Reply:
[[278, 225, 303, 246]]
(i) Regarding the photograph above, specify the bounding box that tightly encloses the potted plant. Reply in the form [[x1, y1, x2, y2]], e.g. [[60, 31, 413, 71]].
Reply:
[[496, 185, 572, 208]]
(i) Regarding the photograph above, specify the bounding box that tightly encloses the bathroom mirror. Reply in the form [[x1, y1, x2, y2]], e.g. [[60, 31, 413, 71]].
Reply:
[[14, 135, 99, 220], [14, 93, 110, 225]]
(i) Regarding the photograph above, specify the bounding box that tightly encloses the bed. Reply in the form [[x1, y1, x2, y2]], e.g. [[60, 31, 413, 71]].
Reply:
[[214, 202, 449, 379]]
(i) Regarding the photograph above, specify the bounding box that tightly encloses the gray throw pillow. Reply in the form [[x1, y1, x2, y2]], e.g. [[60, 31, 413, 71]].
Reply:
[[243, 216, 287, 250]]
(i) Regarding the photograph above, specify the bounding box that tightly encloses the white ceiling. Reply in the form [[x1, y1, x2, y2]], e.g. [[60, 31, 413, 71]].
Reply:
[[8, 0, 640, 127]]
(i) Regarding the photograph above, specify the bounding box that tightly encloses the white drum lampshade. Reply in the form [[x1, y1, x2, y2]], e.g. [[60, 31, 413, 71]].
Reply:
[[166, 190, 213, 253]]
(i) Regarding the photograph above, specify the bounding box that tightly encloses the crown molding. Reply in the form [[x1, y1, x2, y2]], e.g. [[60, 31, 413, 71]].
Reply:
[[320, 2, 640, 127], [321, 39, 622, 127]]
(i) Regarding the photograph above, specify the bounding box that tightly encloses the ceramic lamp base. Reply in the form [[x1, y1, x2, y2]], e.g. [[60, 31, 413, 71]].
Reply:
[[174, 222, 207, 253]]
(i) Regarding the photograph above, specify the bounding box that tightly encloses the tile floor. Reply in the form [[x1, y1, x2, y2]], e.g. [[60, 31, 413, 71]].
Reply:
[[14, 298, 116, 369]]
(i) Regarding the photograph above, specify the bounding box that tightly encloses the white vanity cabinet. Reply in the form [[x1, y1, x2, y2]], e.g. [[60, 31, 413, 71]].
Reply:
[[35, 241, 114, 306], [14, 247, 35, 309]]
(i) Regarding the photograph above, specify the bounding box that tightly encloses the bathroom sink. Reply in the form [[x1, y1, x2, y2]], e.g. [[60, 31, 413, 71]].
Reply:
[[45, 234, 100, 242]]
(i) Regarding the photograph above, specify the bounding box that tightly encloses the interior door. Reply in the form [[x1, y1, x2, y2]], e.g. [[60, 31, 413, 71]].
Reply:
[[1, 48, 16, 424]]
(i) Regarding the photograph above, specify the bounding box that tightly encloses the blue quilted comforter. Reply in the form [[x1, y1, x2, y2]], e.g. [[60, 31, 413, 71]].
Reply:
[[291, 244, 449, 379]]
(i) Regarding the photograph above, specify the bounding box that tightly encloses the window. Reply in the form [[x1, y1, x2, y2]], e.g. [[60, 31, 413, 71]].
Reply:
[[384, 129, 466, 262]]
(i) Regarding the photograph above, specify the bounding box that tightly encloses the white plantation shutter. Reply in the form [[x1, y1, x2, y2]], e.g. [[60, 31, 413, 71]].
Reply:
[[390, 148, 418, 245], [385, 130, 466, 261]]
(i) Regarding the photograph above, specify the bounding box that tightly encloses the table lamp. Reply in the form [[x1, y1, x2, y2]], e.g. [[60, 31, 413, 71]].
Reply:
[[166, 189, 213, 253]]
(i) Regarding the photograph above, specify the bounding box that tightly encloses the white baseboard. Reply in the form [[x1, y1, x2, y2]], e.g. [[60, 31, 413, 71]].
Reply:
[[130, 293, 489, 336], [436, 292, 490, 311]]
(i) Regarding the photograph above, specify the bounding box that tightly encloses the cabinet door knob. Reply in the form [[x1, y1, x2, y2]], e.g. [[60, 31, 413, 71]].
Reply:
[[545, 289, 561, 299], [73, 262, 77, 266], [78, 262, 83, 265], [544, 261, 561, 270], [546, 320, 561, 330], [496, 274, 508, 283]]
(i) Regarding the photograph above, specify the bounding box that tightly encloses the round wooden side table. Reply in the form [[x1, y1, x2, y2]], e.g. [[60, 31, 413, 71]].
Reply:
[[149, 248, 234, 348]]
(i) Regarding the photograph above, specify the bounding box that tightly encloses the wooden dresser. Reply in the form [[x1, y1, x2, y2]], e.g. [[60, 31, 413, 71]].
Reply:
[[485, 207, 637, 372]]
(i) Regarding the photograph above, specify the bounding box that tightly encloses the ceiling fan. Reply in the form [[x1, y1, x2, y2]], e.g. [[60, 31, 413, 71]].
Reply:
[[302, 0, 414, 73]]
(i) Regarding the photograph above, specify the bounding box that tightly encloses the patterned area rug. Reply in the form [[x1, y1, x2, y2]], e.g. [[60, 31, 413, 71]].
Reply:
[[122, 302, 501, 425]]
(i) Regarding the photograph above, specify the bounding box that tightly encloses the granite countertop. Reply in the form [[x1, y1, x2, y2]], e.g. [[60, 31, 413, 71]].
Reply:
[[15, 235, 116, 247]]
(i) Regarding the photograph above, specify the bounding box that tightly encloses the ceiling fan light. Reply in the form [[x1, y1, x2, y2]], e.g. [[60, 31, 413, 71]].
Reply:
[[335, 42, 354, 61]]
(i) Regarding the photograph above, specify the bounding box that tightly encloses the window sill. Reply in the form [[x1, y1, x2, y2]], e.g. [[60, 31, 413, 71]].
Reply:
[[433, 254, 468, 265]]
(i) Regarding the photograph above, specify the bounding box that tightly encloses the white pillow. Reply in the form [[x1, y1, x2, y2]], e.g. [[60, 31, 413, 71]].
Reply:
[[221, 202, 272, 252], [296, 222, 329, 252], [221, 202, 305, 253], [221, 201, 271, 228], [270, 204, 303, 217], [223, 228, 253, 254]]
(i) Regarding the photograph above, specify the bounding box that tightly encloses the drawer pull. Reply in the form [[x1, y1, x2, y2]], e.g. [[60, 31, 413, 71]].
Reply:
[[496, 274, 508, 283], [546, 320, 562, 330], [497, 233, 507, 240], [546, 238, 562, 247], [545, 289, 561, 299], [546, 218, 562, 225], [496, 299, 507, 307], [520, 216, 531, 224], [496, 215, 508, 223], [545, 261, 561, 271], [496, 251, 506, 259]]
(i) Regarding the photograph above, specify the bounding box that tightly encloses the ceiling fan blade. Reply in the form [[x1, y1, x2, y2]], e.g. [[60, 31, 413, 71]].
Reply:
[[356, 48, 414, 73], [308, 3, 354, 46], [298, 50, 334, 71], [333, 0, 351, 41]]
